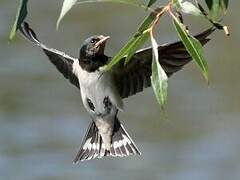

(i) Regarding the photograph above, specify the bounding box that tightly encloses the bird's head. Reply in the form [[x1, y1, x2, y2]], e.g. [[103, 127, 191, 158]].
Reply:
[[79, 35, 110, 72], [80, 35, 110, 59]]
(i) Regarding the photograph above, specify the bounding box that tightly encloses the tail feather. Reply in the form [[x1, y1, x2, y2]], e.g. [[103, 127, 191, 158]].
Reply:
[[73, 122, 101, 162], [19, 22, 42, 46], [110, 120, 141, 157], [73, 119, 140, 163]]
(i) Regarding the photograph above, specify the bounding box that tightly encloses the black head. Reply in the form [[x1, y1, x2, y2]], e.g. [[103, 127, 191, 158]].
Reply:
[[79, 35, 110, 72]]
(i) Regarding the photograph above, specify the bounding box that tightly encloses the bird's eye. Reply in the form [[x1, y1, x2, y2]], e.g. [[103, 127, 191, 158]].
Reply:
[[90, 39, 96, 43]]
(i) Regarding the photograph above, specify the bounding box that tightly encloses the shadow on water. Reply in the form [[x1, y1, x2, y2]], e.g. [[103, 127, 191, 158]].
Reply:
[[0, 0, 240, 180]]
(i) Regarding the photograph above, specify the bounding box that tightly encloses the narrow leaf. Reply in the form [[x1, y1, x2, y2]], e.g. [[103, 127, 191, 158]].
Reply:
[[211, 0, 222, 19], [205, 0, 229, 19], [138, 7, 163, 33], [76, 0, 142, 9], [125, 32, 149, 64], [9, 0, 28, 40], [150, 33, 168, 107], [147, 0, 158, 7], [205, 0, 213, 10], [172, 0, 182, 9], [197, 2, 228, 35], [105, 7, 163, 70], [205, 0, 229, 11], [221, 0, 229, 12], [57, 0, 77, 29], [173, 18, 209, 82], [105, 35, 140, 70], [223, 0, 229, 9]]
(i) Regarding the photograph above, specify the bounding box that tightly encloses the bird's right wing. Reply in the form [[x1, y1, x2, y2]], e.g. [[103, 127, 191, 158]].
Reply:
[[112, 28, 215, 99], [19, 22, 80, 89]]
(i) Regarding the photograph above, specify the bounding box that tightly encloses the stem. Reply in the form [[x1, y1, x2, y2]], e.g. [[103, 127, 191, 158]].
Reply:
[[167, 3, 178, 21], [148, 2, 172, 32]]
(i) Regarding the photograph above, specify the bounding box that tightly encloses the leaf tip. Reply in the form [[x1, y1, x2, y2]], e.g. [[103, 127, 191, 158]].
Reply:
[[203, 71, 209, 84], [56, 20, 60, 31], [9, 31, 15, 41], [9, 22, 17, 40], [56, 15, 63, 30]]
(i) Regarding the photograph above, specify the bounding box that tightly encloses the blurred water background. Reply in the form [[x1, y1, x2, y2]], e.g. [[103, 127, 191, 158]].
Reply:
[[0, 0, 240, 180]]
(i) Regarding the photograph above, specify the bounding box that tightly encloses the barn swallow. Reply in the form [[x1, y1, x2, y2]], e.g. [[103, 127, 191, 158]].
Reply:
[[19, 22, 214, 163]]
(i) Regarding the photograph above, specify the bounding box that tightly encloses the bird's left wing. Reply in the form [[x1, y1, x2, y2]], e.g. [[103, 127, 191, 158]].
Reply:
[[19, 22, 80, 89], [112, 28, 215, 99]]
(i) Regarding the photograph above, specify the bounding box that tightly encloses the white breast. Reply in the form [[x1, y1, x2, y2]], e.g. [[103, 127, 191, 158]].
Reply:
[[72, 62, 123, 114]]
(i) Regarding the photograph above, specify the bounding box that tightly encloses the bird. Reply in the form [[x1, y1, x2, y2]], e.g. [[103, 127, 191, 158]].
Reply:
[[19, 22, 214, 163]]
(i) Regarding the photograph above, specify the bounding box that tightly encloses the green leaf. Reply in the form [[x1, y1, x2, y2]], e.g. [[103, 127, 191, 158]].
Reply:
[[173, 18, 209, 82], [76, 0, 142, 8], [105, 35, 141, 69], [150, 33, 168, 107], [138, 7, 163, 33], [105, 7, 163, 70], [205, 0, 213, 10], [9, 0, 28, 40], [205, 0, 229, 19], [57, 0, 77, 29], [205, 0, 229, 10], [147, 0, 157, 7], [221, 0, 229, 12], [197, 2, 228, 33], [106, 32, 149, 69], [56, 0, 148, 29], [125, 32, 150, 64], [78, 0, 139, 4], [172, 0, 182, 9], [212, 0, 222, 18]]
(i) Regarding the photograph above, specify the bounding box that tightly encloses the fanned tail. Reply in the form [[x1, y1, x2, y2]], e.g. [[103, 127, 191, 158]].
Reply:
[[73, 121, 101, 163], [73, 119, 140, 163], [109, 119, 141, 157]]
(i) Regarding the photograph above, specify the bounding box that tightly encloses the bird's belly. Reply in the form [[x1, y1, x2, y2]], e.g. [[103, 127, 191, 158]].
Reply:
[[79, 72, 122, 115]]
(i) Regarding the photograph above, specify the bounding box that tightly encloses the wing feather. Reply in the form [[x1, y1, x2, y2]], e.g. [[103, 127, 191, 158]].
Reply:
[[113, 28, 215, 98], [19, 22, 80, 89]]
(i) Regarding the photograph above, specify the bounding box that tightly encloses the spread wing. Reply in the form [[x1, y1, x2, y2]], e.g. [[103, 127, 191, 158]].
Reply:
[[19, 22, 80, 89], [113, 28, 215, 99]]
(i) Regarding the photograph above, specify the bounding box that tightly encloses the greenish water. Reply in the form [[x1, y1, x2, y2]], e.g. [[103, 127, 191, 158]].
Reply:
[[1, 0, 240, 180]]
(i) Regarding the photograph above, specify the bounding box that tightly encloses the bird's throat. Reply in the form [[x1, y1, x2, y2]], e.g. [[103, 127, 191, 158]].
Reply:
[[79, 55, 109, 73]]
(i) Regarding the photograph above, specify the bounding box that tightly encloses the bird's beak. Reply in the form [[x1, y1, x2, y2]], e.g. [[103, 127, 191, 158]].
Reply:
[[95, 36, 110, 48]]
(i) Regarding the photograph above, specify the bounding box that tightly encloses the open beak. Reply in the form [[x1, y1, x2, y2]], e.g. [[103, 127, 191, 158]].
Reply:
[[95, 36, 110, 48]]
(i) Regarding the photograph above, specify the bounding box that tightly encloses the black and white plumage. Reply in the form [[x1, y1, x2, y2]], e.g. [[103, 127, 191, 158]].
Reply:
[[19, 22, 214, 163], [73, 118, 140, 161]]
